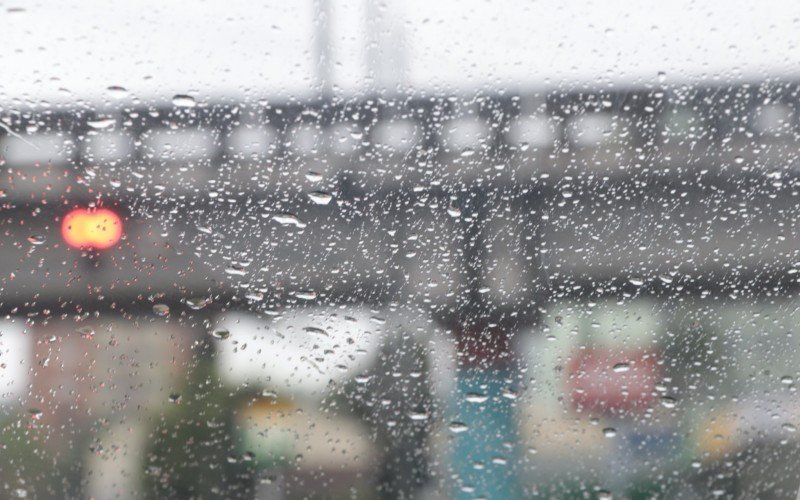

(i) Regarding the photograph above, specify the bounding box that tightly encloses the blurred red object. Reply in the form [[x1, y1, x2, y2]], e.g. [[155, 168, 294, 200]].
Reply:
[[566, 348, 659, 414]]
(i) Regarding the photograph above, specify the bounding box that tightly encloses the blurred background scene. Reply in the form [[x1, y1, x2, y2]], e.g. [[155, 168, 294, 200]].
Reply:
[[2, 0, 800, 498]]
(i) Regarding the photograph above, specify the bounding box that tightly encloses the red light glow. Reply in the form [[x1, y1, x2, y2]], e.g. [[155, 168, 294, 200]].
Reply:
[[61, 208, 123, 250]]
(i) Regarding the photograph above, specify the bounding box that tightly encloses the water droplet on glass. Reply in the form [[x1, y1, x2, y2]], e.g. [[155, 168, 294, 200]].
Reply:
[[303, 326, 328, 337], [27, 235, 45, 245], [185, 297, 211, 310], [612, 362, 630, 373], [465, 392, 488, 403], [76, 326, 95, 339], [211, 328, 231, 340], [295, 290, 318, 300], [449, 421, 469, 433], [273, 213, 307, 228], [308, 191, 333, 205], [305, 171, 323, 182], [106, 85, 128, 98], [660, 396, 677, 409], [225, 265, 247, 276], [781, 375, 794, 385], [152, 304, 170, 317], [447, 206, 462, 217], [603, 427, 617, 438], [629, 277, 644, 286], [169, 393, 182, 404], [172, 94, 196, 108], [88, 118, 116, 130]]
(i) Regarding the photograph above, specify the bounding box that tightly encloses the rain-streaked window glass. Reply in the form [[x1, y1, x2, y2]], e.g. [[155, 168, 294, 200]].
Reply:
[[3, 1, 800, 499], [373, 119, 421, 153], [567, 112, 614, 147], [227, 126, 280, 159]]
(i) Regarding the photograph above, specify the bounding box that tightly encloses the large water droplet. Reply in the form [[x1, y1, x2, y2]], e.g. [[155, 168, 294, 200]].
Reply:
[[88, 118, 116, 130], [172, 94, 196, 108], [612, 362, 630, 373], [185, 297, 211, 310], [660, 396, 677, 409], [448, 421, 469, 433], [307, 191, 333, 205], [152, 304, 170, 317], [303, 326, 328, 337], [465, 392, 488, 403], [211, 328, 230, 340], [106, 86, 129, 98], [447, 206, 462, 218], [225, 265, 247, 276], [273, 213, 307, 228], [305, 171, 323, 182]]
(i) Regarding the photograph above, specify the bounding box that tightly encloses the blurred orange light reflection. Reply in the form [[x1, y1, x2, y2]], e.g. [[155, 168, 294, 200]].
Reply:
[[61, 208, 122, 250]]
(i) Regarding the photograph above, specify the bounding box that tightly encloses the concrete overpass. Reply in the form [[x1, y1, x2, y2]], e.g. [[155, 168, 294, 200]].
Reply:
[[1, 82, 799, 326]]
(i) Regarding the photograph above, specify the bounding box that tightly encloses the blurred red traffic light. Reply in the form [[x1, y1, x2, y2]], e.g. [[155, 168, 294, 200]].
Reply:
[[61, 208, 123, 250]]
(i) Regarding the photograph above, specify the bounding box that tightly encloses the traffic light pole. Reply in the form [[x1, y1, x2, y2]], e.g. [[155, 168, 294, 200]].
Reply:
[[442, 185, 543, 499]]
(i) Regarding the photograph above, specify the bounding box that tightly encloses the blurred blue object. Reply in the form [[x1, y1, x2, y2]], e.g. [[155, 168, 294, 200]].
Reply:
[[449, 367, 523, 499]]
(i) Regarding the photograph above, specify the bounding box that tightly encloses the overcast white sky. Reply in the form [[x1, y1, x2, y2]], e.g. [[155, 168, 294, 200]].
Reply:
[[1, 0, 800, 105]]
